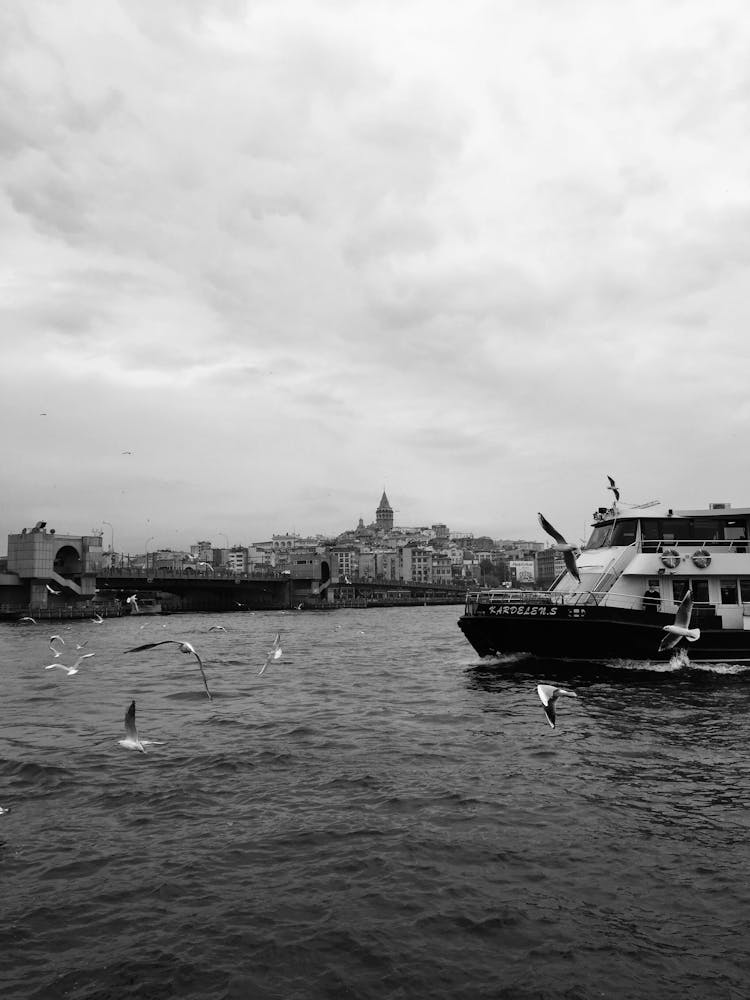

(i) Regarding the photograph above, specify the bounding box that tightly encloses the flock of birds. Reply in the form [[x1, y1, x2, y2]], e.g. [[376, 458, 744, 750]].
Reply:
[[15, 612, 286, 755]]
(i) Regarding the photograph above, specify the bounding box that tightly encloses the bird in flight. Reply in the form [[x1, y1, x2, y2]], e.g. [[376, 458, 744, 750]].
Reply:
[[91, 613, 104, 624], [121, 451, 133, 455], [607, 475, 620, 503], [658, 590, 700, 652], [259, 633, 282, 676], [49, 634, 65, 657], [537, 513, 581, 583], [45, 653, 95, 676], [17, 616, 37, 625], [126, 594, 140, 613], [46, 584, 61, 595], [536, 684, 578, 729], [207, 625, 226, 631], [123, 640, 213, 700]]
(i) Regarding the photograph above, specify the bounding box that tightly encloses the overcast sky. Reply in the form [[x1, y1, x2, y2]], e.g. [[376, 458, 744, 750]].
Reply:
[[3, 0, 750, 554]]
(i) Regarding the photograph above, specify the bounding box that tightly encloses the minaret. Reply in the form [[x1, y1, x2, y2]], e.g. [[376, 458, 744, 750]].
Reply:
[[376, 490, 394, 532]]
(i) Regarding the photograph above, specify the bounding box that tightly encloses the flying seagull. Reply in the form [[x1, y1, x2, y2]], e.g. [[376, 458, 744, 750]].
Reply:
[[45, 653, 95, 676], [658, 590, 701, 652], [259, 633, 282, 676], [536, 684, 578, 729], [123, 640, 213, 700], [17, 616, 37, 625], [48, 634, 65, 657], [126, 594, 140, 613], [46, 584, 61, 595], [537, 513, 581, 583], [91, 613, 104, 624], [207, 625, 226, 632], [607, 475, 620, 503]]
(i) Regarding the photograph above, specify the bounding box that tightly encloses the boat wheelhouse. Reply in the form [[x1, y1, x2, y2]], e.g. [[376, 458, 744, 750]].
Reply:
[[458, 502, 750, 663]]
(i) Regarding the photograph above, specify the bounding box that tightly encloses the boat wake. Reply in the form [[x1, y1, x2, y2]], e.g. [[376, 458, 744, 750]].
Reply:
[[605, 650, 750, 676]]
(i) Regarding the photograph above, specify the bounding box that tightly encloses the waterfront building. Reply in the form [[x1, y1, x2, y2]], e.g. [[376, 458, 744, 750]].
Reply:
[[191, 541, 214, 562], [330, 545, 359, 581], [6, 522, 102, 605], [509, 558, 536, 584], [535, 548, 568, 589], [226, 547, 249, 573]]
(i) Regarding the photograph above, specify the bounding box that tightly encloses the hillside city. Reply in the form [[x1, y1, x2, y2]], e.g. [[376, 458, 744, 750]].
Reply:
[[102, 492, 568, 591]]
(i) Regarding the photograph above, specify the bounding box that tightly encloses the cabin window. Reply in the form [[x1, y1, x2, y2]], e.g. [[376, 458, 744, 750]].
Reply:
[[672, 579, 689, 602], [659, 519, 690, 543], [723, 520, 748, 547], [691, 579, 710, 604], [585, 524, 613, 549], [610, 520, 637, 546], [740, 579, 750, 603], [720, 578, 739, 605], [691, 518, 719, 542]]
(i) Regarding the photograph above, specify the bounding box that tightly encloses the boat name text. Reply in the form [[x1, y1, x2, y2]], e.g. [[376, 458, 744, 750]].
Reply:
[[487, 604, 588, 618]]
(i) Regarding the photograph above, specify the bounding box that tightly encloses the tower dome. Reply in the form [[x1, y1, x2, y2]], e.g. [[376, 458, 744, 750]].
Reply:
[[376, 490, 393, 532]]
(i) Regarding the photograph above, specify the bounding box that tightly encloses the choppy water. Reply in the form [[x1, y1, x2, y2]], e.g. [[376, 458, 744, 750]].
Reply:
[[1, 606, 748, 1000]]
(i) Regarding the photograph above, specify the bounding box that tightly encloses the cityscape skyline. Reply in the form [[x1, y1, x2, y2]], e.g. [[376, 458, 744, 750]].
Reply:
[[4, 487, 551, 559]]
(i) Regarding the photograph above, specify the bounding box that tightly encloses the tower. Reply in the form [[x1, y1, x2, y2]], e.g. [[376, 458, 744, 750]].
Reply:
[[376, 490, 394, 532]]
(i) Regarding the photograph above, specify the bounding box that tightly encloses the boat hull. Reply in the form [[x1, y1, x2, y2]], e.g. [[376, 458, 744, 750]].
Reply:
[[458, 603, 750, 663]]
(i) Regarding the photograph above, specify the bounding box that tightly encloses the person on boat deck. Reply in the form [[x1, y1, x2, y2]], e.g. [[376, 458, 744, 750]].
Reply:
[[643, 583, 661, 614]]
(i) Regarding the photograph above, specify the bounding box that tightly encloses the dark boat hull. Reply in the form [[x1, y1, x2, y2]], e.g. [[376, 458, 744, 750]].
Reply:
[[458, 603, 750, 663]]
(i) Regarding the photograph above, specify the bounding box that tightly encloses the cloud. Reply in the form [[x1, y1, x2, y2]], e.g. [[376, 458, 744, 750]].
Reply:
[[3, 0, 750, 549]]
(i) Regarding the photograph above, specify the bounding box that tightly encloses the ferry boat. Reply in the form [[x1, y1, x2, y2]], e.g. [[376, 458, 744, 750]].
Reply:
[[458, 501, 750, 663]]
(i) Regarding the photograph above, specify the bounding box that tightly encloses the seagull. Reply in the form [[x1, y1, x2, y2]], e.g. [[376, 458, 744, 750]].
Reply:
[[45, 653, 95, 676], [207, 625, 226, 632], [17, 616, 37, 625], [659, 590, 701, 652], [259, 633, 282, 676], [121, 451, 132, 455], [117, 701, 163, 753], [118, 701, 145, 753], [49, 634, 65, 657], [197, 562, 214, 572], [537, 513, 581, 583], [536, 684, 578, 729], [75, 640, 89, 650], [123, 640, 212, 700], [126, 594, 140, 613], [46, 584, 61, 595], [607, 475, 620, 503], [91, 613, 104, 624]]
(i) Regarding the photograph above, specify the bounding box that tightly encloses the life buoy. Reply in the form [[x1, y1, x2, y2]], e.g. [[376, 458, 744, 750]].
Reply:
[[691, 549, 711, 570], [660, 548, 681, 570]]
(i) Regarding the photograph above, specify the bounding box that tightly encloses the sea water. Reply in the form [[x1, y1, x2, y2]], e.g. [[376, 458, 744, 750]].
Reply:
[[1, 606, 748, 999]]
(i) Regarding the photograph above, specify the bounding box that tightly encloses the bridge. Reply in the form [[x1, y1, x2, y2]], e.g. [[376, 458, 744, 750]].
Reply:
[[95, 569, 466, 612]]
